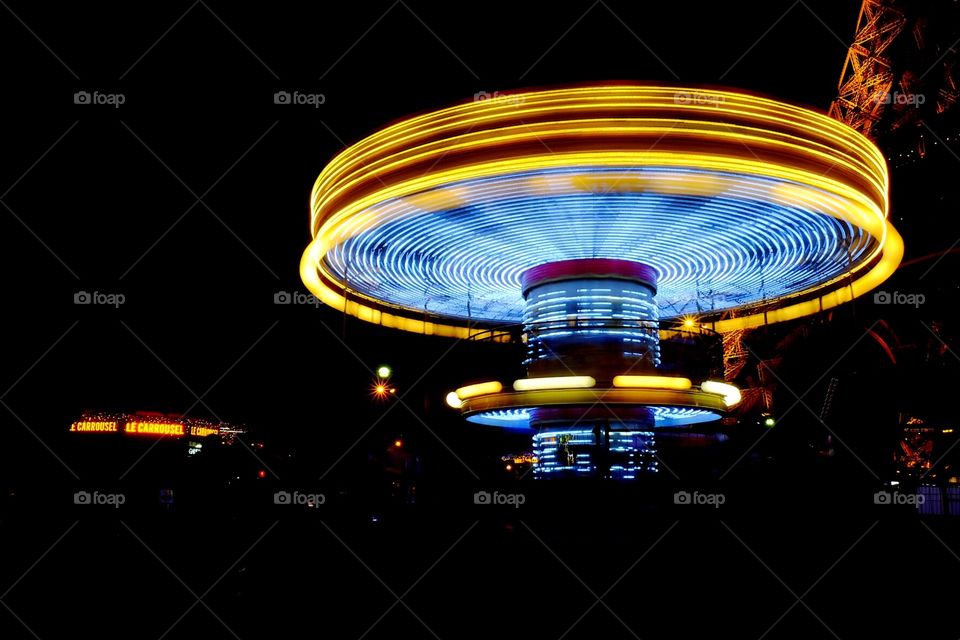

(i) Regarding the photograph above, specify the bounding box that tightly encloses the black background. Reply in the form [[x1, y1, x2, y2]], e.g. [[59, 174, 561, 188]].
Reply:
[[3, 2, 959, 638]]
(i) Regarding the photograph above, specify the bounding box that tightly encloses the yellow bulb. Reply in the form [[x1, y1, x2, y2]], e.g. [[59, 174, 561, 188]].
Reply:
[[455, 381, 504, 400], [513, 376, 596, 391], [445, 391, 463, 409]]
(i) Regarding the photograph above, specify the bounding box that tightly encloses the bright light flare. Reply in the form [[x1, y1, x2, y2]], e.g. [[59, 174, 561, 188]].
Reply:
[[371, 379, 393, 400], [445, 391, 463, 409], [700, 380, 742, 407]]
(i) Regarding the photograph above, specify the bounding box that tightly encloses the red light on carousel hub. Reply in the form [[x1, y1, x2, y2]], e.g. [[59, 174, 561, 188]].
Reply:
[[257, 470, 267, 479]]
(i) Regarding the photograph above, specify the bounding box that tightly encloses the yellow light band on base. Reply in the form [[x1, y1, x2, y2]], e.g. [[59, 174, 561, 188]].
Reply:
[[513, 376, 596, 391], [455, 381, 504, 400], [612, 375, 692, 390], [460, 387, 728, 415], [700, 380, 742, 407]]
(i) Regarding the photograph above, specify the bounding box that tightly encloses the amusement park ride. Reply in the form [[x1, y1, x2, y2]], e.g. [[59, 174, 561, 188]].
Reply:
[[301, 0, 958, 480]]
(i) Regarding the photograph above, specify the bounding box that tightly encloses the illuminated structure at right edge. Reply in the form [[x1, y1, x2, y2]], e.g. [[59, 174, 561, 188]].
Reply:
[[301, 85, 903, 480]]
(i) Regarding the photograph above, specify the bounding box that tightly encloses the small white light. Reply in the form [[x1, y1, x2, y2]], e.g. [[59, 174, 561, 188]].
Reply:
[[445, 392, 463, 409]]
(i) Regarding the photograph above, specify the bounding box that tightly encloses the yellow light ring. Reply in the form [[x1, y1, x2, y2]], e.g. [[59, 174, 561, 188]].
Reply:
[[312, 86, 885, 212], [459, 388, 729, 415], [302, 154, 895, 328], [311, 86, 886, 217], [299, 242, 501, 338], [312, 125, 885, 224], [300, 210, 900, 339], [303, 85, 898, 336], [323, 85, 875, 146], [313, 162, 886, 253], [311, 154, 887, 258], [312, 121, 886, 234]]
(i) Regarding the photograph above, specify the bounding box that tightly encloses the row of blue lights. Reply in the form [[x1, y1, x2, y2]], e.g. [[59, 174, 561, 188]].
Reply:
[[466, 406, 720, 430], [533, 429, 658, 479], [525, 278, 660, 367], [324, 167, 876, 323]]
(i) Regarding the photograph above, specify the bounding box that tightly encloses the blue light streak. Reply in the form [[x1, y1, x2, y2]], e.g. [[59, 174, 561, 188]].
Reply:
[[532, 428, 658, 479], [324, 167, 876, 323], [466, 406, 719, 430]]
